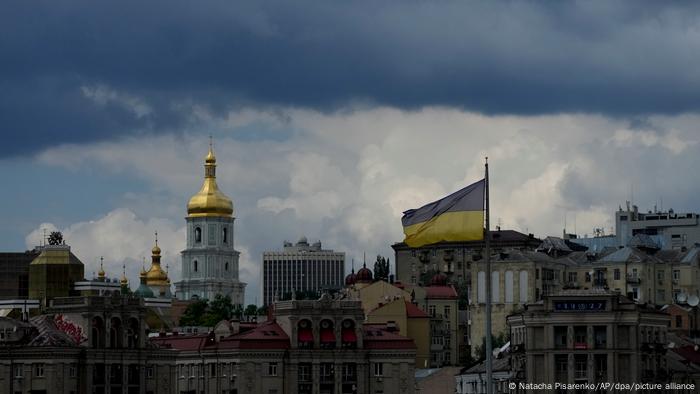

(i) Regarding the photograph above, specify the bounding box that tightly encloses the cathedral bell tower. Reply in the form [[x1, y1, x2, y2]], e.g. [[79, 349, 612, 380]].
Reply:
[[174, 140, 246, 306]]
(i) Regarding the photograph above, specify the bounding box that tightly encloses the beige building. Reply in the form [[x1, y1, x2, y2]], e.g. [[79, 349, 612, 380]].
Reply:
[[507, 290, 670, 385], [469, 250, 567, 357]]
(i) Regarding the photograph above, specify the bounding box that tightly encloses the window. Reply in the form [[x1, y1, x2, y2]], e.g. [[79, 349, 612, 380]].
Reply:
[[444, 306, 451, 318], [568, 272, 577, 283], [194, 260, 198, 272], [411, 276, 416, 285], [429, 305, 436, 317], [145, 366, 154, 378], [614, 269, 620, 280], [223, 227, 228, 244], [411, 250, 416, 257], [225, 262, 229, 271], [673, 270, 680, 281], [342, 363, 357, 382], [657, 270, 665, 281], [268, 363, 277, 376], [14, 365, 22, 378], [373, 363, 384, 376], [298, 364, 311, 382], [432, 249, 437, 257], [676, 315, 683, 328], [632, 287, 639, 300], [656, 289, 666, 303], [585, 272, 591, 282], [69, 365, 76, 378], [210, 363, 217, 377], [35, 364, 44, 378], [195, 227, 202, 243], [320, 363, 334, 381]]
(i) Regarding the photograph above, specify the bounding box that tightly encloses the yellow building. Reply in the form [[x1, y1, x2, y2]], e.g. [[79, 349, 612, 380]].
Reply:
[[352, 279, 430, 367]]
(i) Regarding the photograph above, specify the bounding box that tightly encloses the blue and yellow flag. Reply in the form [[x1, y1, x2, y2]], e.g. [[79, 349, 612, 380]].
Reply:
[[401, 179, 485, 247]]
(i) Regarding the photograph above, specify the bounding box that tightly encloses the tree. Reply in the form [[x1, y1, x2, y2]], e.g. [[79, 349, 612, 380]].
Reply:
[[179, 299, 208, 326], [244, 304, 258, 319], [474, 331, 510, 361], [203, 295, 234, 326], [374, 255, 390, 282], [257, 305, 269, 316]]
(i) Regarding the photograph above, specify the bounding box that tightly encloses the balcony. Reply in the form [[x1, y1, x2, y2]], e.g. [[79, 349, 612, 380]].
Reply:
[[626, 274, 641, 284]]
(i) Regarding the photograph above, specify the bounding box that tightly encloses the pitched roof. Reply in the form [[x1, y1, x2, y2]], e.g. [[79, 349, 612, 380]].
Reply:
[[219, 321, 290, 350], [362, 324, 416, 350], [405, 301, 429, 318], [425, 285, 458, 299]]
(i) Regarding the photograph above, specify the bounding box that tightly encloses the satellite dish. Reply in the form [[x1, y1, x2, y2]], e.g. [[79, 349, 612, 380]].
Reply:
[[678, 293, 688, 303], [688, 295, 699, 307]]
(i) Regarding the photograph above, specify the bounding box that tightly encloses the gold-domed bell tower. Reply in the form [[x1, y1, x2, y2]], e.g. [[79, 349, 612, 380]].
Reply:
[[174, 139, 245, 306]]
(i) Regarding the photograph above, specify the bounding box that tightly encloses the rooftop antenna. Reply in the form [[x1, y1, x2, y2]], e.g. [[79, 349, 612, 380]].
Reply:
[[574, 213, 577, 236], [154, 231, 158, 247]]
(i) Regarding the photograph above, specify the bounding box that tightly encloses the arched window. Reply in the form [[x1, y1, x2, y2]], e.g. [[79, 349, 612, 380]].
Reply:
[[91, 316, 105, 349], [225, 262, 229, 271], [341, 319, 357, 349], [193, 260, 198, 272], [297, 319, 313, 349], [109, 317, 123, 348], [223, 227, 228, 244], [127, 317, 139, 349], [195, 227, 202, 243], [320, 319, 336, 349]]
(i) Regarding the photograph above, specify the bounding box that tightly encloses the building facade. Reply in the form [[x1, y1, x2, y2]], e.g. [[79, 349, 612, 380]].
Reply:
[[262, 237, 345, 306], [175, 145, 245, 306], [507, 290, 670, 387], [153, 296, 417, 394], [616, 202, 700, 249], [0, 250, 39, 299]]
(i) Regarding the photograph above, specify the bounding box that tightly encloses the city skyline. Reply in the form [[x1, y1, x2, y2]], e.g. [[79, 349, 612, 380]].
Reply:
[[4, 2, 700, 305]]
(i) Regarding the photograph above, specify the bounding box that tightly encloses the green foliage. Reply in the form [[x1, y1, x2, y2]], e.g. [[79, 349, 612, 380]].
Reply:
[[419, 269, 440, 286], [202, 295, 235, 326], [179, 299, 209, 326], [257, 305, 269, 316], [374, 255, 390, 282], [244, 304, 258, 318], [178, 295, 238, 327], [474, 331, 510, 361], [456, 281, 469, 310]]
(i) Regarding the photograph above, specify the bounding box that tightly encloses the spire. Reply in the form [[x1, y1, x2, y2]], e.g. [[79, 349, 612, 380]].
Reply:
[[120, 263, 128, 286], [98, 256, 105, 281]]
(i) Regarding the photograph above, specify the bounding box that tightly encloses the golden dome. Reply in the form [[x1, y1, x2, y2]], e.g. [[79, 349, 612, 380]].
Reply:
[[186, 144, 233, 218], [97, 257, 106, 280], [145, 234, 170, 286], [120, 264, 128, 286]]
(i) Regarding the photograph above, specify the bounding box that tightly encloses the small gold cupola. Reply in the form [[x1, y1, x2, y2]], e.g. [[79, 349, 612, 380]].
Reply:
[[145, 232, 170, 286], [186, 138, 234, 218], [98, 256, 106, 281]]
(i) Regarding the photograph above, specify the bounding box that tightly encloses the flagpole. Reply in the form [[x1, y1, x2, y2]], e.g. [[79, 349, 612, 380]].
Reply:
[[484, 157, 493, 394]]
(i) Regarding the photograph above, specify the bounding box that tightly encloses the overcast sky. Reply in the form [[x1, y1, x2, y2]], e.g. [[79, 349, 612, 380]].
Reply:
[[3, 1, 700, 304]]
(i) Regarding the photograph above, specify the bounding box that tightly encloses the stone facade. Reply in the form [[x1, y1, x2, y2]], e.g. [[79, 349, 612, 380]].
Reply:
[[507, 290, 670, 386], [153, 296, 417, 394]]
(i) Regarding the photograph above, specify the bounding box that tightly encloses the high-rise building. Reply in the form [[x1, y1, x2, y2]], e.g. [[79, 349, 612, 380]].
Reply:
[[0, 249, 39, 299], [175, 144, 245, 306], [262, 237, 345, 306]]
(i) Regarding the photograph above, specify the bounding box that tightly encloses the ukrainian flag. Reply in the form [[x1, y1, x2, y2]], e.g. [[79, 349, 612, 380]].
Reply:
[[401, 179, 485, 247]]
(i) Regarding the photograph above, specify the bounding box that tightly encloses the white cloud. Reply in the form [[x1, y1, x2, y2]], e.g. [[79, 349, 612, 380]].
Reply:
[[81, 84, 152, 119], [28, 107, 700, 304]]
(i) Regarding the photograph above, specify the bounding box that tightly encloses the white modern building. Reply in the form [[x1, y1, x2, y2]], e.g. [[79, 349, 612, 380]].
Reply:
[[261, 237, 345, 305], [616, 201, 700, 250]]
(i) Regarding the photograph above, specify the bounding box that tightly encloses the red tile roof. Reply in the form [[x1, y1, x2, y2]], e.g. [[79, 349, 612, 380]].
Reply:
[[425, 285, 458, 299], [405, 301, 429, 318], [673, 346, 700, 364], [219, 321, 290, 350], [362, 324, 416, 350], [151, 334, 212, 351]]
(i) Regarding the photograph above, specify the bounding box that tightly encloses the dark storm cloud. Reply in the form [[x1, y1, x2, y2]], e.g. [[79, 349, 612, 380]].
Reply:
[[4, 0, 700, 156]]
